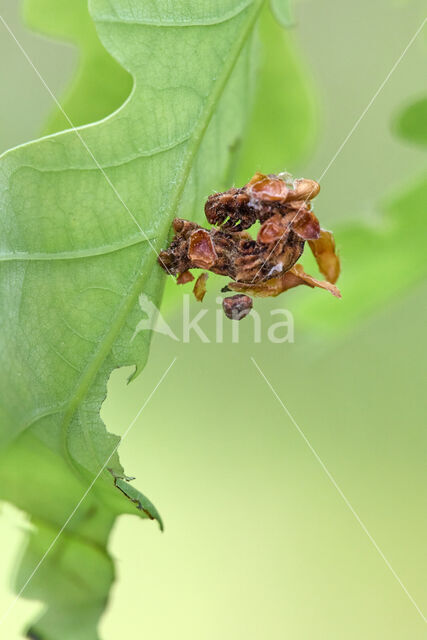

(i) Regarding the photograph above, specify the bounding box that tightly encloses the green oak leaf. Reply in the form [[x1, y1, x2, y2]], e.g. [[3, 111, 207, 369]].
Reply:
[[0, 0, 265, 637], [24, 0, 132, 135]]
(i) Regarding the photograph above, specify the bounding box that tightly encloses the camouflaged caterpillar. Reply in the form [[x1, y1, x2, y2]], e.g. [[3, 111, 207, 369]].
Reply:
[[159, 172, 341, 319]]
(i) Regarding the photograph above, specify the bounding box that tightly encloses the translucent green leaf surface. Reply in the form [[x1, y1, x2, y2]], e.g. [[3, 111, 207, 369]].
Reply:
[[0, 1, 264, 637]]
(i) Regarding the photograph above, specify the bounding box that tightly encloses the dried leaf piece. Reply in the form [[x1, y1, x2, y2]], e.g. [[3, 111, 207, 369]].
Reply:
[[257, 213, 288, 244], [222, 295, 253, 320], [188, 228, 217, 269], [308, 228, 341, 284], [227, 275, 290, 297], [246, 172, 289, 202], [176, 270, 194, 285], [290, 264, 341, 297], [193, 272, 209, 302], [227, 264, 341, 298], [292, 208, 321, 240], [287, 178, 320, 202]]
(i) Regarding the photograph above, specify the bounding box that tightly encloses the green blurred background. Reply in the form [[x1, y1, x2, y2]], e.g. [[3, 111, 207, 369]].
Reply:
[[0, 0, 426, 638]]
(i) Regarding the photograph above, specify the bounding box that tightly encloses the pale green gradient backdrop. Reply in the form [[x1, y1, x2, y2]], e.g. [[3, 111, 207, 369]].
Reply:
[[0, 0, 426, 638]]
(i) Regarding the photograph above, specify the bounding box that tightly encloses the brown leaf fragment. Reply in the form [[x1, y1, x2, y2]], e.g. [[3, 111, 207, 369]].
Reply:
[[257, 213, 288, 244], [188, 229, 217, 269], [292, 208, 321, 240], [286, 178, 320, 202], [246, 172, 289, 202], [176, 270, 194, 285], [227, 275, 290, 297], [228, 264, 341, 298], [308, 228, 341, 284], [222, 295, 253, 320], [290, 264, 341, 297], [193, 272, 209, 302]]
